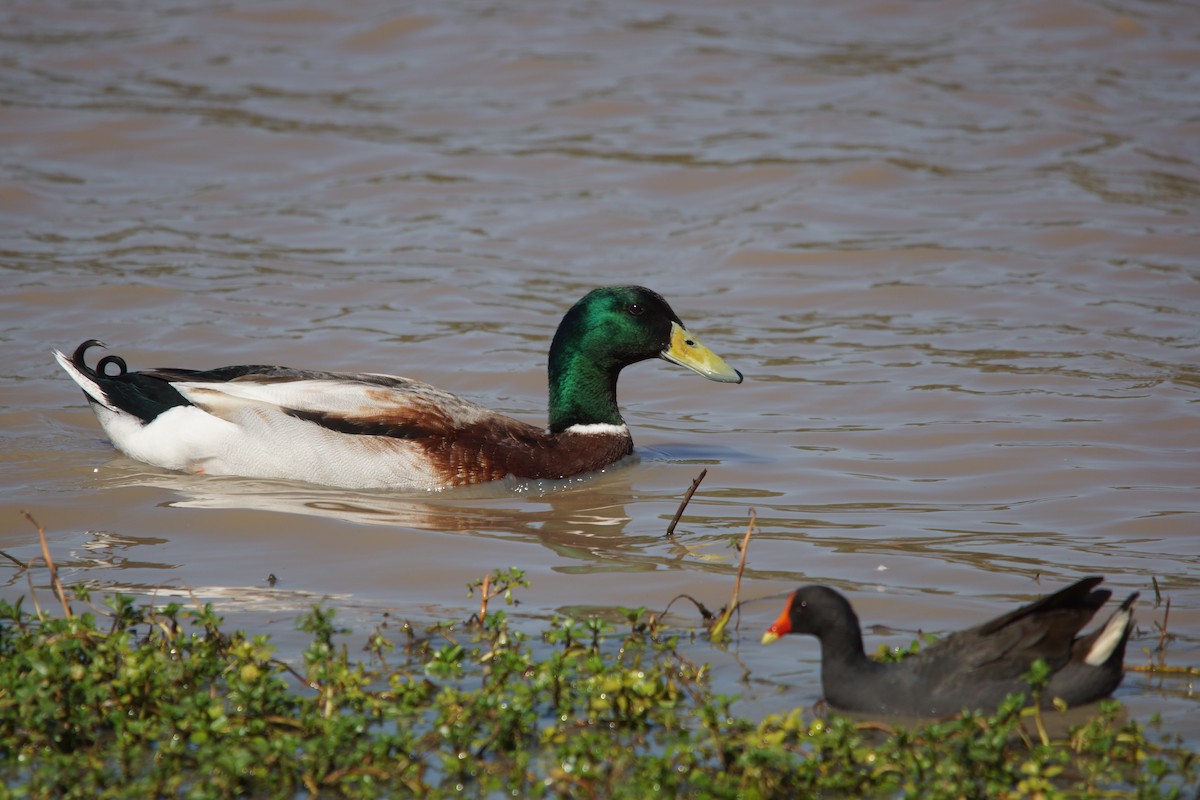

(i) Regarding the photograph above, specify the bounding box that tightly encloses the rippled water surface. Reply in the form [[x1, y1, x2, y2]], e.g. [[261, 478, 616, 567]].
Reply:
[[3, 0, 1198, 742]]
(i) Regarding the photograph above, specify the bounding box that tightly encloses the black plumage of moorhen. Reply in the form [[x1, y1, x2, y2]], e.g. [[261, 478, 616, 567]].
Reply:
[[761, 576, 1137, 717]]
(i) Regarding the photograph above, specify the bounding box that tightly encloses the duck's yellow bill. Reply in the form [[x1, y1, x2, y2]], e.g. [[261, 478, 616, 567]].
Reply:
[[661, 322, 743, 384]]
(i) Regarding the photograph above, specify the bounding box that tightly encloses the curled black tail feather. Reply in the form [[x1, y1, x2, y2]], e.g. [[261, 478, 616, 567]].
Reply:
[[68, 340, 192, 424], [71, 339, 105, 375], [71, 340, 129, 378]]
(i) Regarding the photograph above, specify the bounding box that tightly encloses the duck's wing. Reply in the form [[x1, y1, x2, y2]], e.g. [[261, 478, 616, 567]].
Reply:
[[56, 342, 480, 436], [154, 367, 505, 440]]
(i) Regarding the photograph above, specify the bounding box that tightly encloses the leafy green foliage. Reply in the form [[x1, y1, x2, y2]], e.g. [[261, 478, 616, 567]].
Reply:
[[0, 579, 1194, 799]]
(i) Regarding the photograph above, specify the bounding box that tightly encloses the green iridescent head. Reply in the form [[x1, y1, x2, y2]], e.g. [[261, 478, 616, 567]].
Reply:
[[547, 286, 741, 433]]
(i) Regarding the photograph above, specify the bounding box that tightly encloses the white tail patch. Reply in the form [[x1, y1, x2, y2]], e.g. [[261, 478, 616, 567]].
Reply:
[[1084, 604, 1134, 666], [53, 348, 113, 410]]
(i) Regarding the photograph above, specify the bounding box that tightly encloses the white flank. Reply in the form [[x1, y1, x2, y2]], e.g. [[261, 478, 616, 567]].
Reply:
[[1084, 606, 1134, 666], [562, 423, 629, 436]]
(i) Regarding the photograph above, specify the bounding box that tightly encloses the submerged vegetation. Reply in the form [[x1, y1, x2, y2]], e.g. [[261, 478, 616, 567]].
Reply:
[[1, 565, 1196, 800]]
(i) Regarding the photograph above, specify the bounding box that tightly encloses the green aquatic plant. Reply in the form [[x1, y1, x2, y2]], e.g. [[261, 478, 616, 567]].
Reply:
[[0, 571, 1195, 799]]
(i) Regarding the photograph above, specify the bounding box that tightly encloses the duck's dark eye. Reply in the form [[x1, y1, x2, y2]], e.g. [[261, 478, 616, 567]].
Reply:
[[628, 303, 645, 317]]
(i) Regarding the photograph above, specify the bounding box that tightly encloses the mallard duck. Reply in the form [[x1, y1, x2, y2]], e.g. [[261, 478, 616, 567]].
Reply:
[[54, 286, 742, 490], [761, 577, 1137, 717]]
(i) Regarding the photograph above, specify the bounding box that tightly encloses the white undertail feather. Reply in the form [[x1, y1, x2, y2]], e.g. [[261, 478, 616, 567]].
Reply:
[[1084, 603, 1134, 667], [53, 349, 113, 410]]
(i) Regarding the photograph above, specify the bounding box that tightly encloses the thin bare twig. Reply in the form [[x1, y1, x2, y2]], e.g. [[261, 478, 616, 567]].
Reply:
[[1127, 662, 1200, 676], [660, 593, 717, 623], [1156, 597, 1172, 654], [665, 469, 707, 538], [25, 563, 46, 621], [23, 511, 71, 619], [479, 573, 491, 621], [710, 508, 756, 641]]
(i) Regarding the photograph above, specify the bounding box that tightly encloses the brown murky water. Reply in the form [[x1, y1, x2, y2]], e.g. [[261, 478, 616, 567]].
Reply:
[[3, 0, 1197, 742]]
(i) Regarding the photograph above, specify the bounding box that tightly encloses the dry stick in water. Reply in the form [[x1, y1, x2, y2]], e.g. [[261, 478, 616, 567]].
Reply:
[[1129, 581, 1200, 675], [1129, 662, 1200, 676], [23, 511, 72, 619], [479, 573, 491, 621], [709, 508, 756, 642], [0, 548, 25, 569], [666, 468, 707, 538], [1158, 596, 1173, 654]]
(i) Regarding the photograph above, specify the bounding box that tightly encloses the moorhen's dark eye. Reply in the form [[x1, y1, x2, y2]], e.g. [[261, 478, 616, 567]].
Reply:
[[628, 303, 645, 316]]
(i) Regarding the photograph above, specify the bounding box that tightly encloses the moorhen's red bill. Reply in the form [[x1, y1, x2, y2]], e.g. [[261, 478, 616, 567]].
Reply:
[[761, 577, 1137, 717]]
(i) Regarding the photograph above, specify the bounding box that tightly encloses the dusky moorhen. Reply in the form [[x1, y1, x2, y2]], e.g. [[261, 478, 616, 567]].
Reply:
[[761, 576, 1137, 717]]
